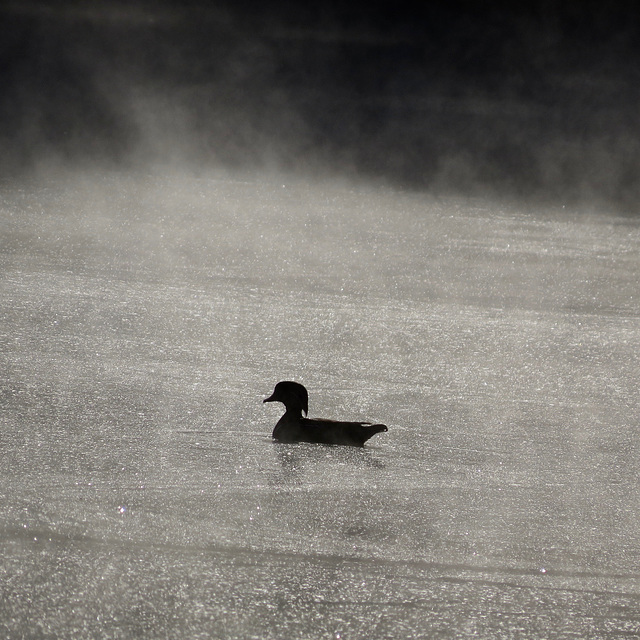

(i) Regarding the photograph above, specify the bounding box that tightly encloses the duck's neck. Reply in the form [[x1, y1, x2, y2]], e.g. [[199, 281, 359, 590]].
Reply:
[[283, 404, 305, 418]]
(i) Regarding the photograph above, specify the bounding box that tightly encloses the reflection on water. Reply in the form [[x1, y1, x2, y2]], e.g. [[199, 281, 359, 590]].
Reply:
[[273, 443, 386, 486], [1, 171, 640, 638]]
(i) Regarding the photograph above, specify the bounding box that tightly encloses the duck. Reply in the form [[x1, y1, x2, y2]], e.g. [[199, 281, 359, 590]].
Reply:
[[264, 381, 388, 447]]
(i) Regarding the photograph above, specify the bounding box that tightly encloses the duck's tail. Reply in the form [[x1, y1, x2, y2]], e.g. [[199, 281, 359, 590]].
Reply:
[[361, 423, 388, 443]]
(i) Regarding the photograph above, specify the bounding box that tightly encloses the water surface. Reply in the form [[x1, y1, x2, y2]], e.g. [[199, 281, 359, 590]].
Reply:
[[2, 172, 640, 638]]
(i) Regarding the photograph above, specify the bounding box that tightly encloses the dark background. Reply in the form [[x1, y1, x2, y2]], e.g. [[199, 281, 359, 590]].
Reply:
[[1, 0, 639, 211]]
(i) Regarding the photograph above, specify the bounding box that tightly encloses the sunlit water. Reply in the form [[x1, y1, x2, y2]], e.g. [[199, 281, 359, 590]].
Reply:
[[2, 171, 640, 638]]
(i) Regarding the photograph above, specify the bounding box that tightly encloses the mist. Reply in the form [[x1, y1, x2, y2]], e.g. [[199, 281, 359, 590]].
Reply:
[[1, 1, 639, 210]]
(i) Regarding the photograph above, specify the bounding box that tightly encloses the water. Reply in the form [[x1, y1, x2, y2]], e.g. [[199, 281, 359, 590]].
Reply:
[[2, 171, 640, 638]]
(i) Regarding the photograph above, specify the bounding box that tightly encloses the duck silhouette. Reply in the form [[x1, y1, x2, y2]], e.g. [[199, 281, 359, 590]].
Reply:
[[264, 381, 388, 446]]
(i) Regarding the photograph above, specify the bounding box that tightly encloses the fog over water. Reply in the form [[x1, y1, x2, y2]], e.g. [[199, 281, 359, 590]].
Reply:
[[1, 1, 639, 209], [1, 2, 640, 639]]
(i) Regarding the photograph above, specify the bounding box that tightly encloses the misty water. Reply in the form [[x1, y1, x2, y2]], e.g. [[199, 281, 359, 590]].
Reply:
[[2, 171, 640, 638]]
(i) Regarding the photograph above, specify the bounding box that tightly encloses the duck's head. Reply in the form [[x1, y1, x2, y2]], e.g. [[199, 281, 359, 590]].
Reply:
[[264, 381, 308, 415]]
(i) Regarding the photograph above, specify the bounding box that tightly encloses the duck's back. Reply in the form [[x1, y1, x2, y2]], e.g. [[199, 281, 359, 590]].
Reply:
[[299, 417, 387, 447]]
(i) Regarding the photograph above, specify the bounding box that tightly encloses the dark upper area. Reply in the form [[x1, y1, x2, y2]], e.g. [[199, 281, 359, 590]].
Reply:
[[1, 0, 638, 211]]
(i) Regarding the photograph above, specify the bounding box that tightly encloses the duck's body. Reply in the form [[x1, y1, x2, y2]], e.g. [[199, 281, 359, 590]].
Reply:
[[264, 381, 387, 447], [272, 413, 388, 446]]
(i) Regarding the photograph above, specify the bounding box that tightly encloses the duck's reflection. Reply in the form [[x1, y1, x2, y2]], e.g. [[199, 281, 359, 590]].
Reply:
[[272, 442, 385, 485]]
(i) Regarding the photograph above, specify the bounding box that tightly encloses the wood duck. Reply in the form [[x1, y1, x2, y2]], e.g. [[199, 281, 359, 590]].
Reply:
[[264, 381, 388, 447]]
